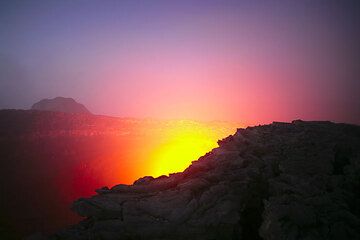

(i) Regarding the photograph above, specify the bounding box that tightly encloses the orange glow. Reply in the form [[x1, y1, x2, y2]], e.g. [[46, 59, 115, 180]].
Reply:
[[97, 119, 239, 186], [16, 114, 239, 234], [47, 118, 239, 200], [148, 120, 237, 177]]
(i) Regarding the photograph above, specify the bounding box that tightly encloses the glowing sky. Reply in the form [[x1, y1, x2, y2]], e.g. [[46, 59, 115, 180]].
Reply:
[[0, 0, 359, 125], [99, 120, 239, 184]]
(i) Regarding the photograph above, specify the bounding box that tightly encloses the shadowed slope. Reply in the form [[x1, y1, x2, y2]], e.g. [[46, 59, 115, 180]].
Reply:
[[51, 120, 360, 240]]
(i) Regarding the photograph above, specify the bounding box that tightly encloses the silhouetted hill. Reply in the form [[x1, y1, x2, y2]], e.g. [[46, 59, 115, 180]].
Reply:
[[51, 120, 360, 240], [31, 97, 91, 114]]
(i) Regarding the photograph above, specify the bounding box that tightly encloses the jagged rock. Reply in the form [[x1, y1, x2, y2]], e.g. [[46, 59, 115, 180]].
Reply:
[[51, 121, 360, 240], [96, 186, 111, 195], [133, 176, 155, 185]]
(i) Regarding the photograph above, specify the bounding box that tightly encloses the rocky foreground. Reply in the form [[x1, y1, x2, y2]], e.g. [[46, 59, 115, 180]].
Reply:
[[50, 120, 360, 240]]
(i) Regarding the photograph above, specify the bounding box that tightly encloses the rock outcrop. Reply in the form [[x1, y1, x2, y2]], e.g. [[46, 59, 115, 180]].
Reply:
[[51, 120, 360, 240], [31, 97, 91, 114]]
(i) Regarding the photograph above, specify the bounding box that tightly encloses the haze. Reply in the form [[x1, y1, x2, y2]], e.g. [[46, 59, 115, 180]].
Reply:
[[0, 0, 359, 125]]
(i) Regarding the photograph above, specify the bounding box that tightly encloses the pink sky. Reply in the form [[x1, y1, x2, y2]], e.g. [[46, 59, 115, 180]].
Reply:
[[0, 1, 359, 125]]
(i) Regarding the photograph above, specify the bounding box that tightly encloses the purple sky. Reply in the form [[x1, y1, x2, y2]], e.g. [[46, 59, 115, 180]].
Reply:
[[0, 0, 359, 125]]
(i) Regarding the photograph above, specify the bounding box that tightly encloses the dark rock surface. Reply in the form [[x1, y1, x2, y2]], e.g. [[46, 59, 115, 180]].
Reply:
[[51, 120, 360, 240], [31, 97, 91, 114]]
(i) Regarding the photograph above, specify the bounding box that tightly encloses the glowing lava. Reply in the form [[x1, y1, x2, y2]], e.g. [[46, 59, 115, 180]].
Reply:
[[148, 120, 238, 177], [62, 118, 239, 188]]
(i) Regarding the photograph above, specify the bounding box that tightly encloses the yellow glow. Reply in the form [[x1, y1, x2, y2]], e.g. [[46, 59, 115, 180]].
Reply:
[[149, 120, 237, 177]]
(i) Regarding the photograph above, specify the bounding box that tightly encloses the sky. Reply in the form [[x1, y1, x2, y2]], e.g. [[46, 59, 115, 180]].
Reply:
[[0, 0, 359, 125]]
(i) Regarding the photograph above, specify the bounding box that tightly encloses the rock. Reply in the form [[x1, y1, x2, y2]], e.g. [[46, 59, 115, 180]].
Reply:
[[52, 120, 360, 240], [31, 97, 91, 114], [96, 186, 111, 194], [133, 176, 155, 185]]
